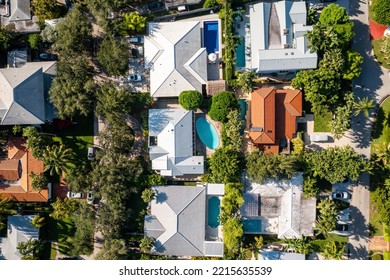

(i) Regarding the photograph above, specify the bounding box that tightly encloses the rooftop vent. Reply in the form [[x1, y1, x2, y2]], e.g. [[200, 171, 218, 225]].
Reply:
[[283, 44, 289, 49], [250, 127, 263, 132], [283, 29, 289, 35]]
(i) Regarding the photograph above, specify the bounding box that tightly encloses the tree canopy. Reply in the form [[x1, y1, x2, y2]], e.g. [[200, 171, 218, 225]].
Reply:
[[221, 110, 243, 152], [208, 147, 240, 184], [122, 12, 147, 34], [208, 91, 239, 123], [316, 198, 338, 236], [31, 0, 62, 26], [372, 0, 390, 25], [178, 90, 203, 110], [0, 26, 12, 51], [97, 37, 129, 76], [223, 217, 243, 253]]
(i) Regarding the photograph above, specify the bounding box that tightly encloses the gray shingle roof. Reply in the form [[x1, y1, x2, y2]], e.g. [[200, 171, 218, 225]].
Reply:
[[9, 0, 31, 21]]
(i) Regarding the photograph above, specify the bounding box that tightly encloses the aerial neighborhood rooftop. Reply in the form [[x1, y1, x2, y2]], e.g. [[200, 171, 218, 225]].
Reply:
[[0, 0, 389, 262]]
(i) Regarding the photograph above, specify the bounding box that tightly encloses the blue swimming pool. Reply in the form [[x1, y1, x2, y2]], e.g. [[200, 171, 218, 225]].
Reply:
[[196, 117, 219, 149], [242, 218, 262, 234], [236, 36, 245, 68], [238, 99, 247, 134], [203, 21, 219, 54], [208, 196, 220, 228]]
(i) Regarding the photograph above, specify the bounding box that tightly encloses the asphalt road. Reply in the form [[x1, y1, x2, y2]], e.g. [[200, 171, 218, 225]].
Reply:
[[345, 0, 390, 260]]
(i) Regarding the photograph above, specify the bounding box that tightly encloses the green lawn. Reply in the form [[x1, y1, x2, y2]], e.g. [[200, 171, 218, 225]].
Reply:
[[371, 97, 390, 152], [46, 216, 76, 257], [314, 112, 332, 132], [53, 115, 94, 163], [372, 38, 390, 70], [327, 233, 349, 243], [384, 251, 390, 260]]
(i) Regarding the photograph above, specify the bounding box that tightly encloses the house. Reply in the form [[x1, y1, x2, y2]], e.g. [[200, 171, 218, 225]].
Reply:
[[0, 137, 50, 202], [0, 215, 39, 260], [249, 87, 302, 154], [144, 21, 207, 98], [148, 109, 204, 177], [248, 0, 317, 73], [144, 183, 224, 257], [241, 172, 316, 239], [0, 61, 56, 125]]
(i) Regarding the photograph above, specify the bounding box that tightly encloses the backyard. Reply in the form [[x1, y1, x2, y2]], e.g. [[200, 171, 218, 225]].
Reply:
[[314, 112, 332, 132]]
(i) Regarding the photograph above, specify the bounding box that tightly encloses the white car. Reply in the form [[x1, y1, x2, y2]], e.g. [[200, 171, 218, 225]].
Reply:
[[86, 190, 94, 204], [127, 74, 142, 82], [67, 191, 83, 199], [129, 36, 144, 44], [332, 191, 351, 200]]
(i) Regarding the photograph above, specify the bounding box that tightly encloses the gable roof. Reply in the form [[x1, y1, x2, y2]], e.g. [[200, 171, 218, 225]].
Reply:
[[148, 109, 204, 177], [9, 0, 31, 21], [0, 62, 56, 125], [0, 215, 39, 260], [144, 185, 223, 257], [249, 0, 317, 72], [249, 87, 302, 152], [145, 21, 207, 98]]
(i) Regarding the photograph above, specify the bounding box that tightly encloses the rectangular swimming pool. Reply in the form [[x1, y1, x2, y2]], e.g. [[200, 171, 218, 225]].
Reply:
[[203, 21, 219, 54], [236, 36, 245, 68], [242, 218, 262, 234]]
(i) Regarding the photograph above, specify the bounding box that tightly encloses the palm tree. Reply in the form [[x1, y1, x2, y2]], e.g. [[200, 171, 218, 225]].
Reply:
[[43, 145, 75, 176], [0, 196, 16, 230], [17, 238, 45, 260], [141, 188, 155, 203], [374, 142, 390, 166], [31, 214, 45, 228], [139, 236, 154, 253], [323, 241, 346, 260], [50, 198, 79, 220], [354, 97, 374, 117]]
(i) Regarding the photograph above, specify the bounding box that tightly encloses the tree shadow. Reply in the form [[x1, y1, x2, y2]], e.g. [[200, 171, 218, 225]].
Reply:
[[348, 204, 370, 259], [349, 0, 366, 17]]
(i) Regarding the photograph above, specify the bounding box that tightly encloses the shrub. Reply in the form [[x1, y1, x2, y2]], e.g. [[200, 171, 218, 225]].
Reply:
[[178, 90, 203, 110], [208, 91, 238, 123]]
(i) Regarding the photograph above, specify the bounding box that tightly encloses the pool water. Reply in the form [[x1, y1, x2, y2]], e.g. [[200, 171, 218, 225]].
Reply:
[[238, 99, 247, 134], [242, 218, 262, 234], [203, 21, 219, 54], [208, 196, 220, 228], [236, 36, 245, 68], [196, 117, 219, 149]]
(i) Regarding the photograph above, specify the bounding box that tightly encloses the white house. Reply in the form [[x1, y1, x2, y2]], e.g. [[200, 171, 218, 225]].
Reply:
[[148, 109, 204, 177], [144, 21, 208, 98], [248, 0, 318, 73]]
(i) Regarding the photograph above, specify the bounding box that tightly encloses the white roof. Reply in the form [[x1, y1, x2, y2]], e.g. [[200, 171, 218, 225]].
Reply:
[[249, 0, 317, 72], [144, 185, 224, 257], [148, 109, 204, 177], [9, 0, 31, 21], [145, 21, 207, 98]]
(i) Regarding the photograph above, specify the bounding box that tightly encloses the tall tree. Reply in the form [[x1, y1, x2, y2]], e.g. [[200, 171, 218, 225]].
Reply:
[[31, 0, 62, 26], [178, 90, 203, 110], [343, 50, 363, 80], [43, 145, 75, 176], [221, 110, 243, 152], [354, 96, 374, 118], [221, 183, 244, 218], [17, 239, 45, 260], [31, 214, 46, 228], [316, 198, 338, 236], [71, 203, 95, 256], [208, 91, 239, 123], [208, 147, 240, 184], [330, 92, 354, 139], [0, 196, 16, 231], [97, 37, 129, 76], [323, 241, 346, 260], [141, 188, 155, 203], [122, 12, 147, 34], [140, 236, 155, 253], [30, 172, 48, 190], [372, 0, 390, 25], [50, 198, 79, 220], [0, 26, 12, 51], [22, 126, 53, 159], [236, 71, 255, 94], [223, 217, 243, 253], [95, 239, 128, 260]]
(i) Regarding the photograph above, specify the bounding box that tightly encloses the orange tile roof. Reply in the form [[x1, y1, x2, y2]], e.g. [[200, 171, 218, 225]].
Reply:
[[249, 87, 302, 154], [0, 159, 20, 181], [0, 137, 48, 202]]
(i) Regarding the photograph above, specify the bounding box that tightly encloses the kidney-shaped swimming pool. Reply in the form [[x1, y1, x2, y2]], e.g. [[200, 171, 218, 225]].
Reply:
[[196, 117, 219, 150]]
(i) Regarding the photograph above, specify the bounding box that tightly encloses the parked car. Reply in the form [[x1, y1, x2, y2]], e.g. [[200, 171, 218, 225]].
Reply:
[[129, 36, 144, 44], [39, 53, 58, 60], [87, 146, 95, 160], [330, 223, 351, 236], [311, 3, 326, 10], [127, 74, 142, 82], [337, 213, 351, 223], [332, 191, 351, 200], [147, 1, 166, 12], [67, 191, 83, 199], [87, 190, 94, 204], [310, 133, 329, 142]]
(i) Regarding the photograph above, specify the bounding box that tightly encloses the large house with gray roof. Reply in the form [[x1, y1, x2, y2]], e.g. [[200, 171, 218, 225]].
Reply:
[[144, 21, 207, 98], [144, 184, 224, 257], [248, 0, 317, 73], [148, 108, 204, 177], [0, 61, 56, 125]]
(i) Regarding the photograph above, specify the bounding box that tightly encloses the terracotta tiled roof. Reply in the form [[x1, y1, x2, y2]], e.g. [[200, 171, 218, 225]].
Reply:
[[249, 87, 302, 154], [0, 159, 20, 181], [0, 137, 47, 202]]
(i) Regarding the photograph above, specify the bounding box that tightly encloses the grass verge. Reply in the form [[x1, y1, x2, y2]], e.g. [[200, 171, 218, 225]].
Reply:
[[314, 112, 332, 132], [372, 38, 390, 70]]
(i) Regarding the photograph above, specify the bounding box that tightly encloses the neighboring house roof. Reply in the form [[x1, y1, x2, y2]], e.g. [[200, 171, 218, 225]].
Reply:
[[0, 137, 48, 202], [144, 185, 224, 257], [0, 61, 56, 125], [249, 0, 317, 72], [243, 173, 316, 239], [148, 109, 204, 177], [0, 215, 39, 260], [145, 21, 207, 98], [249, 87, 302, 153], [9, 0, 31, 21], [0, 159, 20, 181], [164, 0, 201, 9], [258, 250, 305, 260]]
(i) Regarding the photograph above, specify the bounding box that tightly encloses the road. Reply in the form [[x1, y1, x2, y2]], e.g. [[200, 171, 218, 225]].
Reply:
[[342, 0, 390, 259]]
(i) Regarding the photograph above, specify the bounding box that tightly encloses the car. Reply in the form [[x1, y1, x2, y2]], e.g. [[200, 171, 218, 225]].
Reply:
[[127, 74, 142, 82], [87, 146, 95, 160], [337, 213, 351, 223], [332, 191, 351, 200], [310, 133, 329, 142], [311, 3, 326, 10], [39, 53, 58, 60], [87, 190, 94, 204], [147, 1, 166, 12], [137, 46, 144, 56], [67, 191, 83, 199], [130, 48, 138, 58], [129, 36, 144, 44], [330, 223, 351, 236]]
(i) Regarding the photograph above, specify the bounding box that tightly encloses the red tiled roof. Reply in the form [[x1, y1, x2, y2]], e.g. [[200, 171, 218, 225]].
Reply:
[[249, 87, 302, 154], [0, 159, 20, 181]]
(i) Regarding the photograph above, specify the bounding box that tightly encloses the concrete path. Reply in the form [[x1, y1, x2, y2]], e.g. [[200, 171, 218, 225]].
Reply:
[[369, 236, 390, 251]]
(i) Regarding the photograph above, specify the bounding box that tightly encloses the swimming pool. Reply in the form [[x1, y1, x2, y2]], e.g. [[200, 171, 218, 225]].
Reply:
[[196, 117, 219, 149], [208, 196, 220, 228], [238, 99, 247, 134], [203, 21, 219, 54], [242, 218, 262, 234], [236, 36, 245, 68]]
